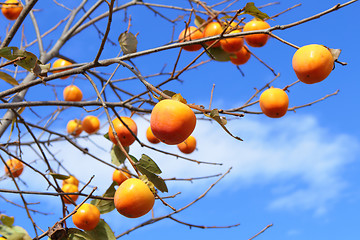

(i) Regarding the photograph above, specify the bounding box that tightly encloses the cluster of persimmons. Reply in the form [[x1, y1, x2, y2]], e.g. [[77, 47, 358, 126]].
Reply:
[[1, 2, 337, 232], [179, 18, 336, 118]]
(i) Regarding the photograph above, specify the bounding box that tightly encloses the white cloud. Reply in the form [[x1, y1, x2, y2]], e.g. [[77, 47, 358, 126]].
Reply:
[[3, 114, 358, 216], [132, 114, 358, 214]]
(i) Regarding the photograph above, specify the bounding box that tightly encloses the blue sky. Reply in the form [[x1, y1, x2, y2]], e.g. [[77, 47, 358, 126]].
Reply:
[[1, 0, 360, 239]]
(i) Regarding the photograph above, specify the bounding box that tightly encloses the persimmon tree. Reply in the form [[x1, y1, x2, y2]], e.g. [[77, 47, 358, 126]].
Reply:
[[0, 0, 357, 239]]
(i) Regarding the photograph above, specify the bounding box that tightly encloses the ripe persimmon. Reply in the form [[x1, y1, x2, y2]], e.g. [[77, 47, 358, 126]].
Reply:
[[67, 119, 83, 136], [230, 46, 251, 65], [178, 26, 203, 52], [112, 168, 131, 185], [108, 117, 137, 147], [259, 87, 289, 118], [61, 183, 79, 204], [4, 158, 23, 178], [146, 126, 160, 144], [292, 44, 334, 84], [72, 203, 100, 231], [177, 135, 197, 154], [220, 29, 244, 53], [114, 178, 155, 218], [1, 0, 22, 21], [243, 19, 271, 47], [52, 59, 72, 79], [203, 21, 222, 47], [150, 99, 196, 145], [82, 115, 100, 134], [63, 175, 79, 187], [63, 85, 83, 102]]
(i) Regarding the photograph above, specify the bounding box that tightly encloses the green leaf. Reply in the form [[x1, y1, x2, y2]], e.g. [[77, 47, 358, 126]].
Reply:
[[153, 90, 177, 101], [130, 155, 168, 193], [0, 71, 19, 86], [90, 182, 117, 214], [49, 173, 70, 180], [103, 132, 110, 140], [136, 154, 162, 174], [68, 228, 94, 240], [118, 32, 138, 54], [206, 47, 231, 62], [204, 109, 243, 141], [194, 15, 206, 31], [0, 47, 48, 78], [163, 90, 177, 98], [242, 2, 271, 20], [0, 214, 14, 227], [220, 15, 233, 22], [0, 224, 31, 240], [85, 219, 115, 240], [110, 145, 129, 166], [138, 168, 168, 193]]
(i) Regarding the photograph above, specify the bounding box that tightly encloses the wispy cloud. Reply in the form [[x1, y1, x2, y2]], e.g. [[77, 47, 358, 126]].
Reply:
[[3, 114, 358, 216]]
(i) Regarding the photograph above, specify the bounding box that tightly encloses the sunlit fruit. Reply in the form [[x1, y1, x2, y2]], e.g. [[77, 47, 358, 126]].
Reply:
[[150, 99, 196, 145], [72, 203, 100, 231], [203, 21, 223, 47], [146, 126, 160, 144], [61, 183, 79, 204], [179, 26, 203, 51], [220, 29, 244, 53], [230, 46, 251, 65], [177, 135, 197, 154], [243, 19, 271, 47], [114, 178, 155, 218], [259, 87, 289, 118], [52, 59, 72, 79], [292, 44, 334, 84], [112, 168, 131, 185], [108, 117, 137, 147], [63, 175, 79, 187], [67, 119, 83, 136], [63, 85, 83, 102], [4, 158, 23, 178], [82, 115, 100, 134], [1, 0, 22, 21]]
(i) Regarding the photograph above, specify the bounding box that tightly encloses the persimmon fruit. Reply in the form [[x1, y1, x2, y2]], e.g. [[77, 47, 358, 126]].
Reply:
[[108, 117, 137, 147], [67, 119, 83, 136], [62, 183, 79, 204], [114, 178, 155, 218], [150, 99, 196, 145], [243, 19, 271, 47], [1, 0, 22, 20], [63, 85, 83, 102], [112, 168, 131, 185], [177, 135, 197, 154], [52, 59, 72, 79], [178, 26, 203, 51], [259, 87, 289, 118], [82, 115, 100, 134], [63, 175, 79, 187], [203, 21, 222, 47], [220, 29, 244, 53], [146, 126, 160, 144], [292, 44, 334, 84], [4, 158, 23, 178], [72, 203, 100, 231], [230, 46, 251, 65]]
